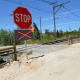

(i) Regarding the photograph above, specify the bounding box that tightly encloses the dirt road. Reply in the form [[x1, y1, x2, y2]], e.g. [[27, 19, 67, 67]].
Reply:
[[0, 43, 80, 80]]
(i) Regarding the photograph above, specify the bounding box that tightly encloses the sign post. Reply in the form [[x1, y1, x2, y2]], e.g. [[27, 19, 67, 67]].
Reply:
[[13, 6, 33, 61], [25, 40, 28, 60]]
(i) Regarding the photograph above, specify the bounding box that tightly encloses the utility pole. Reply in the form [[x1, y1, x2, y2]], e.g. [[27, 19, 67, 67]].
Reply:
[[39, 0, 70, 40], [53, 5, 56, 40], [40, 16, 42, 44], [52, 1, 70, 40]]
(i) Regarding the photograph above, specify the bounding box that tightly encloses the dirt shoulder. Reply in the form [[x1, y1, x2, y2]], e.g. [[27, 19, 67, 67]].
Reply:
[[0, 43, 80, 80]]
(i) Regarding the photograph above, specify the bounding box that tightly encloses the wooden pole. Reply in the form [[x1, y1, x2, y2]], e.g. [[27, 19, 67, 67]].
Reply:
[[13, 43, 17, 61], [71, 35, 73, 44], [40, 16, 42, 44]]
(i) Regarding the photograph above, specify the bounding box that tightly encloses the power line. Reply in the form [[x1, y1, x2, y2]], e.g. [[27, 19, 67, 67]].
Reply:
[[39, 0, 57, 5], [62, 16, 78, 21], [39, 0, 52, 4], [57, 15, 79, 21], [63, 6, 80, 18], [2, 1, 79, 22], [57, 9, 80, 16], [4, 0, 80, 25], [4, 0, 80, 18], [4, 0, 53, 14]]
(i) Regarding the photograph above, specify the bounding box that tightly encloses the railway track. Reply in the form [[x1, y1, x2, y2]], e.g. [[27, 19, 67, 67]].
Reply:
[[42, 36, 80, 45], [0, 36, 80, 56], [0, 44, 41, 56], [42, 39, 68, 45]]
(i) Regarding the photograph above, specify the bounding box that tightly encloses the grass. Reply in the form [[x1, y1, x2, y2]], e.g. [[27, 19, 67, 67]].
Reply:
[[26, 35, 79, 44], [27, 50, 33, 55], [18, 52, 23, 57], [0, 35, 79, 46], [57, 36, 68, 40], [27, 40, 41, 44], [9, 54, 14, 62]]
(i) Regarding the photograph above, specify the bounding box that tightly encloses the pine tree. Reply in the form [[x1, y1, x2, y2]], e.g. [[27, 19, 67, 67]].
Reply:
[[57, 30, 59, 38], [59, 30, 63, 37], [33, 22, 40, 40]]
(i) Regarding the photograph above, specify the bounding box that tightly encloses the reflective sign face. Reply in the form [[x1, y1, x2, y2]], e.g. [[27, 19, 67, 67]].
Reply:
[[15, 30, 33, 41], [13, 6, 32, 29]]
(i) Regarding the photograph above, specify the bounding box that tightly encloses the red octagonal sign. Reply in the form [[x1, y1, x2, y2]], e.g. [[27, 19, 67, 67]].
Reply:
[[13, 6, 32, 29]]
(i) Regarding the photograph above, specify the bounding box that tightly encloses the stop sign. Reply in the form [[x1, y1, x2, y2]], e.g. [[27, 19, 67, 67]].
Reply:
[[13, 6, 32, 29]]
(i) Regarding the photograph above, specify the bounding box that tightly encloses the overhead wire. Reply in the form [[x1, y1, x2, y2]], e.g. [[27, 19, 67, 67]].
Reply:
[[56, 15, 79, 21], [39, 0, 57, 5], [63, 6, 80, 18], [39, 0, 52, 4], [4, 0, 80, 21], [4, 0, 53, 14], [38, 0, 80, 20]]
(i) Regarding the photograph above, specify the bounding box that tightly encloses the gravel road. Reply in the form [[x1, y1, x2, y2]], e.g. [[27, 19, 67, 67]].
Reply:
[[0, 43, 80, 80]]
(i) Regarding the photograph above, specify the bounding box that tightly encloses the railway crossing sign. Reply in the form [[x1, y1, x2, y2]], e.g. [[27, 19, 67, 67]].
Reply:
[[13, 6, 32, 29], [13, 6, 33, 61], [15, 30, 33, 41]]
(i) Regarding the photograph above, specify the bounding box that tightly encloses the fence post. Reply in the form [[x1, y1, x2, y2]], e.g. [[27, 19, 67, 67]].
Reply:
[[13, 43, 17, 61], [68, 34, 70, 45], [71, 35, 73, 44]]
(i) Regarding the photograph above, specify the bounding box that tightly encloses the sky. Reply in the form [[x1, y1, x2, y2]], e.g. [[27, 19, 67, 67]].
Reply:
[[0, 0, 80, 33]]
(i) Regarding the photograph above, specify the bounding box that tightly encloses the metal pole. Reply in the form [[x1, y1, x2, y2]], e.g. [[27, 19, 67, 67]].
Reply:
[[40, 16, 42, 44], [53, 5, 56, 40], [25, 40, 28, 61]]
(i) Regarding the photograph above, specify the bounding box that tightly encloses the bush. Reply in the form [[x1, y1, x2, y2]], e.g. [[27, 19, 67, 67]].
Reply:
[[43, 34, 54, 43]]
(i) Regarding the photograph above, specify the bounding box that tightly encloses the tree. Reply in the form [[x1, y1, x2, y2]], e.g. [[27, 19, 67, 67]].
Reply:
[[50, 31, 54, 36], [56, 30, 59, 38], [45, 29, 50, 36], [65, 30, 69, 35], [0, 28, 24, 46], [59, 30, 63, 37], [78, 27, 80, 31], [33, 22, 40, 40]]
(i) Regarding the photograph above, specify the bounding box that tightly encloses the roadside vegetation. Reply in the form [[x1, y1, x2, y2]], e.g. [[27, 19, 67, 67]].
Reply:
[[0, 22, 80, 46]]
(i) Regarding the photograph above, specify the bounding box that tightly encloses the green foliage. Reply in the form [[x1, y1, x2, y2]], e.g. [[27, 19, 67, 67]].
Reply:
[[27, 40, 41, 44], [45, 29, 50, 36], [0, 26, 80, 45], [10, 54, 14, 62], [0, 29, 15, 45], [18, 52, 23, 57], [33, 22, 40, 40], [59, 30, 63, 37], [43, 34, 50, 42], [45, 29, 54, 36], [56, 30, 59, 38], [43, 34, 54, 43], [0, 28, 24, 46], [79, 28, 80, 31], [27, 50, 33, 55], [56, 30, 63, 38]]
